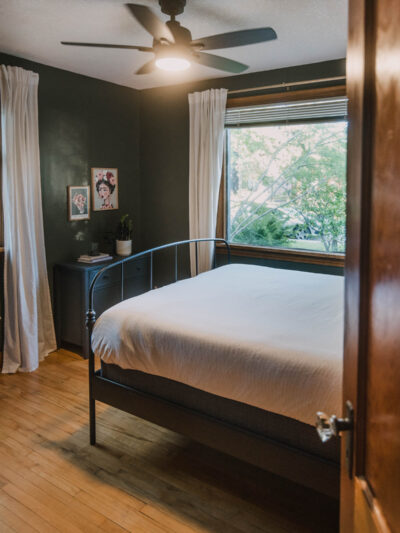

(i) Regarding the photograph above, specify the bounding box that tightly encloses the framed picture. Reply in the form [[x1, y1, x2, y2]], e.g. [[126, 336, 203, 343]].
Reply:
[[91, 168, 119, 211], [68, 186, 90, 221]]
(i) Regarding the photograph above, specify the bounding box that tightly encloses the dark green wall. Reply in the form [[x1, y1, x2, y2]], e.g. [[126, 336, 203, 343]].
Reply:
[[140, 59, 346, 282], [0, 53, 141, 294], [0, 54, 345, 296]]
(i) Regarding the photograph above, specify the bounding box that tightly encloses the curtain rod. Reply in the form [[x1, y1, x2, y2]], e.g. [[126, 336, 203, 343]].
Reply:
[[227, 75, 346, 96]]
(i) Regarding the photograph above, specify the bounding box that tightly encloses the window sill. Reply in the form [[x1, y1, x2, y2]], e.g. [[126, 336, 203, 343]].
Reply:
[[216, 243, 345, 268]]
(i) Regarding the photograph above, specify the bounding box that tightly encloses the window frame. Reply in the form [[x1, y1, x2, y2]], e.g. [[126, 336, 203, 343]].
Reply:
[[217, 85, 347, 268]]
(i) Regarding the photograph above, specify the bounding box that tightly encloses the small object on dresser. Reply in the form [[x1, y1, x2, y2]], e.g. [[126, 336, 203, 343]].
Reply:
[[77, 252, 113, 264], [116, 214, 133, 256]]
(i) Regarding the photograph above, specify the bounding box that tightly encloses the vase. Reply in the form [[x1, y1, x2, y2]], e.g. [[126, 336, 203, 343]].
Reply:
[[116, 239, 132, 256]]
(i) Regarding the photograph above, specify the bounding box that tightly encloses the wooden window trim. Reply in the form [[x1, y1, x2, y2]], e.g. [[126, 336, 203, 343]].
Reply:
[[216, 242, 345, 268], [226, 85, 347, 109], [218, 85, 347, 268]]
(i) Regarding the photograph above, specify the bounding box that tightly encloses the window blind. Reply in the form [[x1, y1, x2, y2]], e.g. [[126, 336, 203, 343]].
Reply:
[[225, 96, 348, 127]]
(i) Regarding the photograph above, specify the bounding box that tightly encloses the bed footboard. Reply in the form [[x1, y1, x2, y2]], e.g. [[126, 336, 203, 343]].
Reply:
[[86, 238, 230, 445]]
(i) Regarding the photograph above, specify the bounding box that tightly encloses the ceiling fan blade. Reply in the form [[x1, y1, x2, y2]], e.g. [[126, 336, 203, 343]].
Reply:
[[194, 52, 248, 73], [126, 3, 174, 43], [192, 27, 277, 51], [135, 59, 156, 75], [61, 41, 152, 51]]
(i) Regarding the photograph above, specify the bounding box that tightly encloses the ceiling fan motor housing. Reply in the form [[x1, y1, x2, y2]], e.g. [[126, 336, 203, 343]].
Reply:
[[159, 0, 186, 17], [165, 20, 192, 44]]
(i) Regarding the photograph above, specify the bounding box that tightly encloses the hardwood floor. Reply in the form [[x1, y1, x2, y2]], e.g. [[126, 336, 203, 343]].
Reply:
[[0, 350, 339, 532]]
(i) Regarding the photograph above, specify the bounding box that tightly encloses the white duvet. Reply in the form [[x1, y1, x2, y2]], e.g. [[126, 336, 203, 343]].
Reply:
[[92, 264, 344, 425]]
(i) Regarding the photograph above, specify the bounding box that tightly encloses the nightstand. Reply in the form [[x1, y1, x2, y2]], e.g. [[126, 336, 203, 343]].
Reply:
[[54, 256, 149, 358]]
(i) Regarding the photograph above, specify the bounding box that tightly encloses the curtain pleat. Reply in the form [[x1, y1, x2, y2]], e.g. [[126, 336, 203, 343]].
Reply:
[[0, 65, 56, 373], [188, 88, 227, 275]]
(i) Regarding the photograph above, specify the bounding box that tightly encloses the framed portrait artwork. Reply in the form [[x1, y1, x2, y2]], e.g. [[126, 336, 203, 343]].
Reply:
[[68, 186, 90, 221], [91, 168, 119, 211]]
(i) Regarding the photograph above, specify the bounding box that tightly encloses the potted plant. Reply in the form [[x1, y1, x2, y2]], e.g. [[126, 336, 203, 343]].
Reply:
[[116, 214, 133, 256]]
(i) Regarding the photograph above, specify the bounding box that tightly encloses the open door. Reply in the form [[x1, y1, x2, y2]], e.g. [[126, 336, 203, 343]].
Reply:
[[317, 0, 400, 532]]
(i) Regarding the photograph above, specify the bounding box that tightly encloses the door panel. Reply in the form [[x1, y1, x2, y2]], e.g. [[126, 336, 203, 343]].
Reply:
[[341, 0, 372, 527], [342, 0, 400, 531], [364, 0, 400, 528], [354, 478, 390, 533]]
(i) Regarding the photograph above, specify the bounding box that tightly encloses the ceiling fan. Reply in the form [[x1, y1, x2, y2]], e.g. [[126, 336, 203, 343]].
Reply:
[[61, 0, 277, 75]]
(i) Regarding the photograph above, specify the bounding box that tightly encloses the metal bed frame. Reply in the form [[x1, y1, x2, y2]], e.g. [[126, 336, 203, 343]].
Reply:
[[86, 238, 230, 443], [85, 238, 339, 498]]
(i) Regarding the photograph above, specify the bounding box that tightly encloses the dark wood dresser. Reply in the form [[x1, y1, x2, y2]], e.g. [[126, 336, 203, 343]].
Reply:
[[54, 256, 149, 358]]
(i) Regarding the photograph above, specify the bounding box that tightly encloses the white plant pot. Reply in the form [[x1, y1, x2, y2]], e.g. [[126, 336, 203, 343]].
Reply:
[[116, 239, 132, 256]]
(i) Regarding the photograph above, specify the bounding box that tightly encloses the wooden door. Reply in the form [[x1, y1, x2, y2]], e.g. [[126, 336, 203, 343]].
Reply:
[[341, 0, 400, 531]]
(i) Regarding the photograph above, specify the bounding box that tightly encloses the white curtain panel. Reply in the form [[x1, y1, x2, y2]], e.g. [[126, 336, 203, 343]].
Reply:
[[188, 88, 227, 275], [0, 65, 56, 373]]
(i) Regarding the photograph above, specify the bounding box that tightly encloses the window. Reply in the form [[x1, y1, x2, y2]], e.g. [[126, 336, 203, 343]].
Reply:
[[223, 90, 348, 258]]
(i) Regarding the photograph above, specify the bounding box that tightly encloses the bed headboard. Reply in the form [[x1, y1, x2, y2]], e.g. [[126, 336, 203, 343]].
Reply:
[[86, 238, 231, 329]]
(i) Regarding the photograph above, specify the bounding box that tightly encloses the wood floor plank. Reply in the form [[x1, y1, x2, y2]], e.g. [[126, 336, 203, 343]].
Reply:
[[0, 455, 124, 533], [1, 470, 87, 533], [0, 350, 338, 532], [0, 488, 57, 533], [0, 500, 38, 533], [141, 504, 213, 533]]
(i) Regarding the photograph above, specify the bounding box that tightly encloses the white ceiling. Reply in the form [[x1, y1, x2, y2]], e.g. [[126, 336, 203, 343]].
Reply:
[[0, 0, 348, 90]]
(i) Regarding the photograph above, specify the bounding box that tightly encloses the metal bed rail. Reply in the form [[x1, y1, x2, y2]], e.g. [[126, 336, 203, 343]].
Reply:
[[85, 237, 230, 445], [87, 237, 230, 314]]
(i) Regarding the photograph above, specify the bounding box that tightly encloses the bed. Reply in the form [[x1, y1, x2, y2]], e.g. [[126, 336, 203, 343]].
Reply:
[[87, 238, 343, 497]]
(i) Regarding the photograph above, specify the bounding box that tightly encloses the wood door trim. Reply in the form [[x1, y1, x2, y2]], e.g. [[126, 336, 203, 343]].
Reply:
[[354, 478, 392, 533]]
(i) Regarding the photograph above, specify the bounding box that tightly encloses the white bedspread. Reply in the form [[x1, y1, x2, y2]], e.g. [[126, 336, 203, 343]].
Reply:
[[92, 264, 344, 425]]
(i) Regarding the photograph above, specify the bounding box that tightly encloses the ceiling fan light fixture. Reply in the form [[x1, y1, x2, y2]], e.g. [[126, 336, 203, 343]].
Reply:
[[155, 56, 191, 71], [62, 4, 277, 76]]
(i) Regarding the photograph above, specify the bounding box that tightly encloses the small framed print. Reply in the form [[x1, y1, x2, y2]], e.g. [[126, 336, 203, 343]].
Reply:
[[68, 186, 90, 221], [91, 168, 119, 211]]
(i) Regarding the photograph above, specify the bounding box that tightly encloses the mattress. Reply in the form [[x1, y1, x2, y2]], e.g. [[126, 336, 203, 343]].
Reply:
[[92, 264, 344, 426]]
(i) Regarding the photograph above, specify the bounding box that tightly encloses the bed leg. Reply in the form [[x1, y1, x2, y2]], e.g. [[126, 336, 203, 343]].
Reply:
[[89, 397, 96, 445], [86, 309, 97, 446]]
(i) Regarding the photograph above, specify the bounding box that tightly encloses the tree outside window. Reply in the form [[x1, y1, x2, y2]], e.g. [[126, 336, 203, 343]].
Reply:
[[226, 121, 347, 253]]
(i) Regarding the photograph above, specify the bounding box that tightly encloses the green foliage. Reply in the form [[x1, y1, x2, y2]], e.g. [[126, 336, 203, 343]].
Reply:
[[116, 214, 133, 241], [232, 207, 289, 247], [227, 122, 347, 253]]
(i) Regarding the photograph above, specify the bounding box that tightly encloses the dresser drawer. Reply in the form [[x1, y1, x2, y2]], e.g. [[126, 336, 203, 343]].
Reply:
[[55, 257, 149, 358], [123, 256, 148, 279], [89, 264, 121, 288], [93, 284, 122, 317]]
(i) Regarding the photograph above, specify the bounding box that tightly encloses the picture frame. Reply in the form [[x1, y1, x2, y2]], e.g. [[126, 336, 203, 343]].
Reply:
[[67, 186, 90, 221], [91, 168, 119, 211]]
